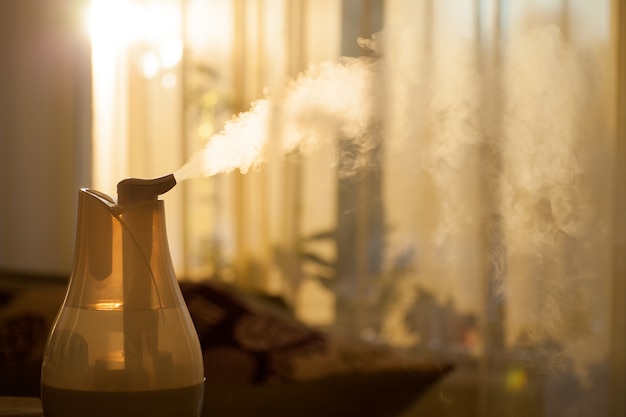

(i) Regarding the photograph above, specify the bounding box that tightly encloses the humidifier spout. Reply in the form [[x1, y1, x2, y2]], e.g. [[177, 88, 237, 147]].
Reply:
[[117, 174, 177, 205]]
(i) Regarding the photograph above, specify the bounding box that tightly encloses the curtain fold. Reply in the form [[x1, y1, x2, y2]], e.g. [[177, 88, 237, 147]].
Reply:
[[381, 0, 615, 358]]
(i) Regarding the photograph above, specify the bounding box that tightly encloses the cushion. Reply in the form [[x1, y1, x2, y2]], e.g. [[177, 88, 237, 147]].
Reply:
[[180, 281, 452, 416]]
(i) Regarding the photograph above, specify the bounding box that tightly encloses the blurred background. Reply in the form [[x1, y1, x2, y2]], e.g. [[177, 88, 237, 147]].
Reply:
[[0, 0, 625, 416]]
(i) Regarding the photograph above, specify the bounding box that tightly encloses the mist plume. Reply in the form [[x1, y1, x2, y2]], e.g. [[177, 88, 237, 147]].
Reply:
[[174, 55, 380, 181], [173, 27, 612, 378]]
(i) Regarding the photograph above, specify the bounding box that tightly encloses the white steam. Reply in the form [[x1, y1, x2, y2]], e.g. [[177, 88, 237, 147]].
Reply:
[[174, 56, 380, 180], [174, 26, 612, 376], [499, 26, 610, 374]]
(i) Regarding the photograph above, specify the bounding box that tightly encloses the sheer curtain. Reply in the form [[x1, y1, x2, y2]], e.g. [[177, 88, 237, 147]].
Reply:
[[384, 0, 614, 363], [378, 1, 622, 415], [91, 0, 625, 415]]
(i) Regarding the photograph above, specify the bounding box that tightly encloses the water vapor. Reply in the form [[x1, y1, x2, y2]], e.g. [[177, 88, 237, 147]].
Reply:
[[174, 56, 380, 181], [173, 26, 613, 378]]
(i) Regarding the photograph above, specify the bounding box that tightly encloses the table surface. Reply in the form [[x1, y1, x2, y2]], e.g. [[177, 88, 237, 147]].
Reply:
[[0, 397, 43, 417]]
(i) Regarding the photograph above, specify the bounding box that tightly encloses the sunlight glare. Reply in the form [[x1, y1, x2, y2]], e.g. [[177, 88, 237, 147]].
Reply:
[[88, 0, 183, 71], [88, 0, 140, 51]]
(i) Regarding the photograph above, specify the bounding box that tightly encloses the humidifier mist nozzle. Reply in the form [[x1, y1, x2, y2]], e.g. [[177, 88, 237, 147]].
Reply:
[[117, 173, 177, 205]]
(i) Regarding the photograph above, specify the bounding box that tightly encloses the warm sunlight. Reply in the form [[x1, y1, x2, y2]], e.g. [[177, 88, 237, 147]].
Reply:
[[87, 0, 184, 195], [87, 0, 182, 51]]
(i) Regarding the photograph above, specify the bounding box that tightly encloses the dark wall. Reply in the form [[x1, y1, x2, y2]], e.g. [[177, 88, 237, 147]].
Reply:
[[0, 0, 92, 275]]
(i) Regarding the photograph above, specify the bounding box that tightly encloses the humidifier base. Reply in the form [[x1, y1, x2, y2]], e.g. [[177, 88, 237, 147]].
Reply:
[[41, 383, 204, 417]]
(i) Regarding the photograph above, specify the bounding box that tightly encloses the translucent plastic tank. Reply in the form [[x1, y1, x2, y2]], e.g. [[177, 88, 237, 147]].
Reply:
[[41, 175, 204, 417]]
